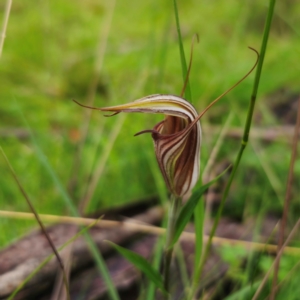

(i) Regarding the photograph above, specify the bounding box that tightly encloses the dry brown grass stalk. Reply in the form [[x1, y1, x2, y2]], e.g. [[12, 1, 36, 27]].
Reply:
[[1, 209, 300, 257], [252, 219, 300, 300], [270, 97, 300, 299], [0, 0, 12, 58]]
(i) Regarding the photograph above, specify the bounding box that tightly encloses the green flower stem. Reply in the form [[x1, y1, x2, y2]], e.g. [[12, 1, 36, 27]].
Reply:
[[188, 0, 276, 298], [163, 195, 182, 296]]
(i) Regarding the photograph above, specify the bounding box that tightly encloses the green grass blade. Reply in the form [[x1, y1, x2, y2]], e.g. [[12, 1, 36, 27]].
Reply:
[[0, 146, 70, 300], [107, 241, 167, 295], [189, 1, 277, 298], [173, 0, 192, 102], [223, 281, 261, 300], [145, 234, 165, 300], [243, 0, 277, 143], [169, 167, 230, 249], [194, 196, 204, 268]]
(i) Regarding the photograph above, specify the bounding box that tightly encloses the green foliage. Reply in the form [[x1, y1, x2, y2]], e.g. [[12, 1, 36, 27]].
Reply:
[[172, 0, 192, 102], [1, 1, 299, 230], [223, 281, 261, 300], [219, 244, 249, 282], [107, 241, 167, 295], [1, 0, 300, 298], [170, 167, 229, 248]]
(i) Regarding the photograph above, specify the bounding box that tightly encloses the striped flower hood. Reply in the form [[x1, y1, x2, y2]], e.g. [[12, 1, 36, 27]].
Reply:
[[100, 94, 201, 198], [73, 48, 259, 198]]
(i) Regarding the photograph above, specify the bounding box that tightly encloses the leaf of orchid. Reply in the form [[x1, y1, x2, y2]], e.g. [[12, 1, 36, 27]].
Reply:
[[169, 166, 231, 249], [107, 241, 167, 295]]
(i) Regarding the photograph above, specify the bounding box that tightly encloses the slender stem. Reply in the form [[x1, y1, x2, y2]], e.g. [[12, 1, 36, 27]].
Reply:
[[0, 0, 12, 59], [188, 0, 276, 298], [163, 196, 181, 296], [270, 97, 300, 299], [0, 146, 70, 300], [173, 0, 192, 102], [18, 114, 120, 300], [253, 219, 300, 300]]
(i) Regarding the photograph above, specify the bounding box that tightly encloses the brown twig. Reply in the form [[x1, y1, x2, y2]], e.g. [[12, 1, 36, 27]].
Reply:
[[0, 147, 70, 300], [270, 97, 300, 299], [252, 219, 300, 300]]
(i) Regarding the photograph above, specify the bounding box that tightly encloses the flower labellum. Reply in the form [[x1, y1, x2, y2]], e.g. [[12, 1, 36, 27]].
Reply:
[[100, 94, 202, 198]]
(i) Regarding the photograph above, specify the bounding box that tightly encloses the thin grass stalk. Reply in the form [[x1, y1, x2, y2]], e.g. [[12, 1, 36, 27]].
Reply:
[[202, 112, 235, 183], [176, 246, 190, 288], [143, 133, 169, 300], [270, 96, 300, 299], [16, 112, 120, 300], [242, 190, 267, 289], [277, 258, 300, 290], [188, 147, 244, 298], [145, 228, 165, 300], [173, 0, 192, 102], [51, 245, 73, 300], [0, 0, 12, 58], [194, 113, 234, 278], [188, 0, 276, 298], [252, 219, 300, 300], [202, 112, 234, 229], [7, 217, 101, 300], [0, 146, 70, 300], [153, 11, 172, 91], [69, 0, 116, 202], [193, 196, 204, 270], [80, 113, 126, 212], [145, 135, 169, 299], [2, 209, 300, 256], [251, 139, 283, 201], [163, 196, 181, 296]]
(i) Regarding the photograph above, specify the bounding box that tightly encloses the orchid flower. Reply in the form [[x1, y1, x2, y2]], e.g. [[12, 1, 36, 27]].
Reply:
[[73, 47, 259, 200], [101, 94, 201, 198], [74, 94, 201, 198]]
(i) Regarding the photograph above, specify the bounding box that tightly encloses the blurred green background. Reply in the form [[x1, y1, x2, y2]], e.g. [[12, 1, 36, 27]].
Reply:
[[0, 0, 299, 252]]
